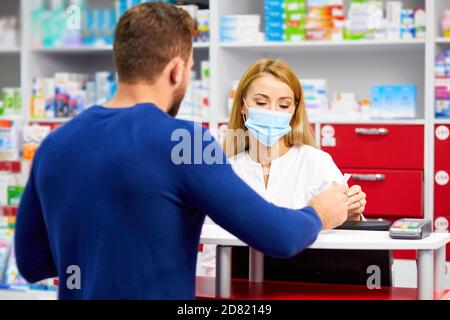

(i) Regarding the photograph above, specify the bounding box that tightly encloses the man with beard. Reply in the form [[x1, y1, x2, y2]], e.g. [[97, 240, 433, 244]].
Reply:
[[14, 2, 349, 300]]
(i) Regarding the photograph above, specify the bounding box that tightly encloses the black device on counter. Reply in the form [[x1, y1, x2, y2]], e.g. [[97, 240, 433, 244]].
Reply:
[[231, 219, 393, 286], [336, 219, 392, 231]]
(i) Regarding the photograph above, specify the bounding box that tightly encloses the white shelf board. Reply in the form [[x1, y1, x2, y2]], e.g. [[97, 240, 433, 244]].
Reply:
[[217, 118, 425, 125], [0, 47, 21, 54], [436, 37, 450, 44], [0, 115, 23, 121], [31, 45, 113, 54], [29, 118, 72, 123], [220, 39, 426, 52], [193, 42, 210, 49], [30, 42, 209, 54], [434, 118, 450, 125], [311, 118, 426, 125]]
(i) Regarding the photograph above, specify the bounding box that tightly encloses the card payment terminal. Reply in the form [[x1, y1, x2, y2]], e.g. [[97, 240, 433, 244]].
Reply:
[[389, 219, 432, 240]]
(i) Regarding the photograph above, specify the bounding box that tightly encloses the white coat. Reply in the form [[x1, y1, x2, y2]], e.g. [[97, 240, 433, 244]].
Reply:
[[198, 145, 348, 277]]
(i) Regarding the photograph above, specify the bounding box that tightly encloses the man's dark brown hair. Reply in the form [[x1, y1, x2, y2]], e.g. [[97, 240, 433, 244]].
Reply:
[[113, 2, 196, 84]]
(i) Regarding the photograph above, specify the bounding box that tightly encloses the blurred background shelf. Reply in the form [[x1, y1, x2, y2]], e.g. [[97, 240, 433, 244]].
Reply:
[[31, 46, 113, 54], [436, 37, 450, 44], [30, 42, 209, 54], [28, 118, 72, 123], [0, 47, 21, 54], [435, 118, 450, 124]]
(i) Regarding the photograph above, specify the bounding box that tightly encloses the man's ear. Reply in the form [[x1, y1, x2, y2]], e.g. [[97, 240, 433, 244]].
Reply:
[[170, 58, 185, 85]]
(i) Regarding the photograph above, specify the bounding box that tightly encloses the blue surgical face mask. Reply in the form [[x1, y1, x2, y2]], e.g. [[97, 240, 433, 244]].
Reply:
[[243, 100, 293, 147]]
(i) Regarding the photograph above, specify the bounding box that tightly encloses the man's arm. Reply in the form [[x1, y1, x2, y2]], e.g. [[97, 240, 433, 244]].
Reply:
[[15, 165, 57, 283], [177, 126, 347, 258]]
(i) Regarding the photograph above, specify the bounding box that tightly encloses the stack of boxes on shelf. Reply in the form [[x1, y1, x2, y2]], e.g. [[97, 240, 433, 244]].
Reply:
[[176, 4, 210, 43], [0, 218, 57, 292], [264, 0, 307, 42], [306, 0, 344, 41], [371, 85, 417, 119], [221, 0, 426, 43], [220, 15, 261, 43], [0, 16, 19, 48], [344, 0, 425, 41], [32, 0, 210, 48], [0, 88, 21, 117], [436, 51, 450, 119], [31, 0, 116, 48], [301, 79, 328, 120], [178, 61, 210, 122], [0, 86, 22, 164], [443, 10, 450, 38], [30, 72, 116, 119], [117, 0, 210, 43], [226, 77, 417, 122]]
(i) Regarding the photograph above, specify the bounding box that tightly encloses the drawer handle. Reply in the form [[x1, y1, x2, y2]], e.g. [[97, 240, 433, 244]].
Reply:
[[355, 128, 389, 135], [351, 174, 386, 181]]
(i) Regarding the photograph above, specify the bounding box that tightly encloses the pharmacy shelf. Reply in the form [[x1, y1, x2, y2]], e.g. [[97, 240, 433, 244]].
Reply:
[[436, 37, 450, 44], [219, 39, 426, 52]]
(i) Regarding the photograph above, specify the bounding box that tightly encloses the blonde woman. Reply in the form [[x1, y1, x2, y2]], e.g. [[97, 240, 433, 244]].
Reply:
[[198, 59, 366, 277], [224, 58, 366, 217]]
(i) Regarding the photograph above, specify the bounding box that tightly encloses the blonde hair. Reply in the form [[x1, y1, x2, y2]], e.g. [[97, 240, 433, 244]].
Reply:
[[224, 59, 316, 157]]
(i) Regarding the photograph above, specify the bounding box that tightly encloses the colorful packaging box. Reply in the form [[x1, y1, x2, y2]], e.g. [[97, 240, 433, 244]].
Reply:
[[7, 186, 24, 207], [435, 78, 450, 118], [264, 0, 307, 42], [371, 84, 416, 119]]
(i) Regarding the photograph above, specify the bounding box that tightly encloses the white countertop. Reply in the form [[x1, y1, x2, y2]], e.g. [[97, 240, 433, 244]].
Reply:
[[200, 224, 450, 250]]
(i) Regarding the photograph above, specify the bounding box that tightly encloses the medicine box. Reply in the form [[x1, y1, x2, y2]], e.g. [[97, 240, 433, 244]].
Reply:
[[371, 84, 416, 119]]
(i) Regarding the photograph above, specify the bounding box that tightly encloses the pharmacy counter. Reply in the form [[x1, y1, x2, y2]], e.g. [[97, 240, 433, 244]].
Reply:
[[200, 224, 450, 300]]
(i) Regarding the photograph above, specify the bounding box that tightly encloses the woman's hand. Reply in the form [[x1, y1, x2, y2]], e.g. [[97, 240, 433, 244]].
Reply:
[[347, 185, 366, 221]]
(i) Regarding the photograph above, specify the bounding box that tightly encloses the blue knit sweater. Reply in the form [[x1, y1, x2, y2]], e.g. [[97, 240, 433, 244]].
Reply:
[[15, 103, 322, 300]]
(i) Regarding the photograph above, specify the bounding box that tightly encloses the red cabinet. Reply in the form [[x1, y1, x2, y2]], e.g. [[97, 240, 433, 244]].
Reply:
[[434, 125, 450, 261], [345, 169, 423, 218], [435, 125, 450, 169], [320, 124, 424, 169], [434, 125, 450, 216], [434, 170, 450, 216]]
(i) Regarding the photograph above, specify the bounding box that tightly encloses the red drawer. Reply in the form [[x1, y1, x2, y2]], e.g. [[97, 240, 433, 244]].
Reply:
[[320, 124, 424, 169], [434, 168, 450, 218], [344, 169, 423, 218], [435, 125, 450, 169]]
